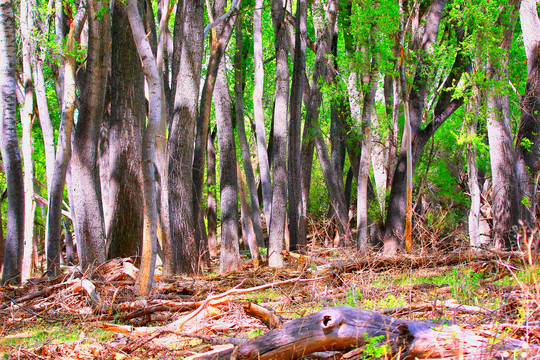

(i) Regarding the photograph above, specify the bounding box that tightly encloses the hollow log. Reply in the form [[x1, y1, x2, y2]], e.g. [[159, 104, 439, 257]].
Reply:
[[237, 307, 535, 360]]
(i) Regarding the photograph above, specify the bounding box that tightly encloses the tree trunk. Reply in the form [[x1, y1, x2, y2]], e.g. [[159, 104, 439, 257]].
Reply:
[[357, 56, 379, 253], [212, 0, 241, 275], [267, 0, 289, 268], [20, 0, 36, 281], [305, 0, 351, 245], [45, 8, 85, 276], [287, 0, 307, 252], [486, 0, 521, 249], [107, 0, 145, 260], [235, 13, 265, 249], [207, 130, 218, 256], [0, 0, 24, 284], [168, 0, 204, 274], [71, 0, 110, 270], [237, 160, 262, 263], [253, 0, 272, 228], [516, 0, 540, 227], [125, 0, 163, 295], [383, 0, 471, 255], [192, 7, 238, 270]]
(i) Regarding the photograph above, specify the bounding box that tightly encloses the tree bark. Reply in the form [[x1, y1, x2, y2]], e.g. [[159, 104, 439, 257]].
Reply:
[[486, 0, 521, 249], [71, 0, 110, 270], [287, 0, 307, 252], [168, 0, 204, 274], [0, 0, 24, 284], [212, 0, 241, 275], [207, 130, 218, 256], [20, 0, 36, 281], [268, 0, 290, 268], [235, 13, 265, 249], [357, 55, 379, 253], [516, 0, 540, 227], [253, 0, 272, 228], [45, 7, 85, 277], [107, 0, 145, 260], [125, 0, 162, 295]]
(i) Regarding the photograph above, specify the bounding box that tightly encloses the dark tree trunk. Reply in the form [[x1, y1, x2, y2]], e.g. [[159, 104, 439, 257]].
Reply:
[[383, 0, 471, 254], [516, 0, 540, 227], [288, 0, 307, 252], [107, 0, 145, 259], [71, 0, 110, 270], [168, 0, 204, 274], [268, 0, 289, 268], [0, 0, 24, 284]]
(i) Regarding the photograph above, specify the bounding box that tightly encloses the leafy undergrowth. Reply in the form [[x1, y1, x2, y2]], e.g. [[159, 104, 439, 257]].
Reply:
[[1, 246, 539, 359]]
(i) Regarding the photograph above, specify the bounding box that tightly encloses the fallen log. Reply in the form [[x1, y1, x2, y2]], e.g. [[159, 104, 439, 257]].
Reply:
[[237, 307, 535, 360]]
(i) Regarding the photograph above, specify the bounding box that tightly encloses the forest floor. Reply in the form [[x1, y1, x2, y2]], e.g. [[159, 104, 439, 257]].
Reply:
[[1, 242, 539, 359]]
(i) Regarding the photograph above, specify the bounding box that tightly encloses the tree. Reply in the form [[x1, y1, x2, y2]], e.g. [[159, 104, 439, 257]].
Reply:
[[168, 0, 205, 274], [45, 3, 86, 277], [107, 0, 145, 260], [70, 0, 110, 270], [288, 0, 307, 252], [0, 0, 24, 284], [383, 0, 469, 254], [212, 0, 241, 275], [485, 0, 521, 249], [516, 0, 540, 227]]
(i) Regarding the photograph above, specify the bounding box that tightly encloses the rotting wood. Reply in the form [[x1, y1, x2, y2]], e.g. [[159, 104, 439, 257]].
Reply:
[[236, 307, 536, 360]]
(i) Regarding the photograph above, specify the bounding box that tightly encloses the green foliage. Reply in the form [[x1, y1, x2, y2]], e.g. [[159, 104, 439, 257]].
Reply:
[[361, 334, 390, 359]]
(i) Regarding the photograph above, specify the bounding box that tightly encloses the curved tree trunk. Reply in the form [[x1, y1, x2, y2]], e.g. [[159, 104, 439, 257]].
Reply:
[[45, 6, 86, 276], [0, 0, 24, 284]]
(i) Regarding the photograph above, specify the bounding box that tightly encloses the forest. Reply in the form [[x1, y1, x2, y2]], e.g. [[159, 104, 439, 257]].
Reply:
[[0, 0, 539, 357]]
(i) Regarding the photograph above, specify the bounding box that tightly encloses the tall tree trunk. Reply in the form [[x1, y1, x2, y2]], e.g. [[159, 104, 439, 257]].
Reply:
[[71, 0, 110, 270], [516, 0, 540, 226], [253, 0, 272, 228], [207, 130, 218, 256], [212, 3, 241, 275], [486, 0, 521, 249], [20, 0, 36, 281], [0, 0, 24, 284], [192, 7, 238, 269], [45, 7, 86, 276], [383, 0, 471, 255], [168, 0, 204, 274], [235, 14, 265, 249], [237, 160, 262, 263], [288, 0, 307, 252], [305, 0, 351, 245], [125, 0, 162, 295], [357, 57, 379, 253], [467, 101, 481, 248], [268, 0, 289, 268], [107, 0, 145, 259]]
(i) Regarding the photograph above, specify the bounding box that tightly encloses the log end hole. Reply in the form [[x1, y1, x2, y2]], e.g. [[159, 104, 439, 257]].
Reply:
[[321, 314, 340, 331]]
